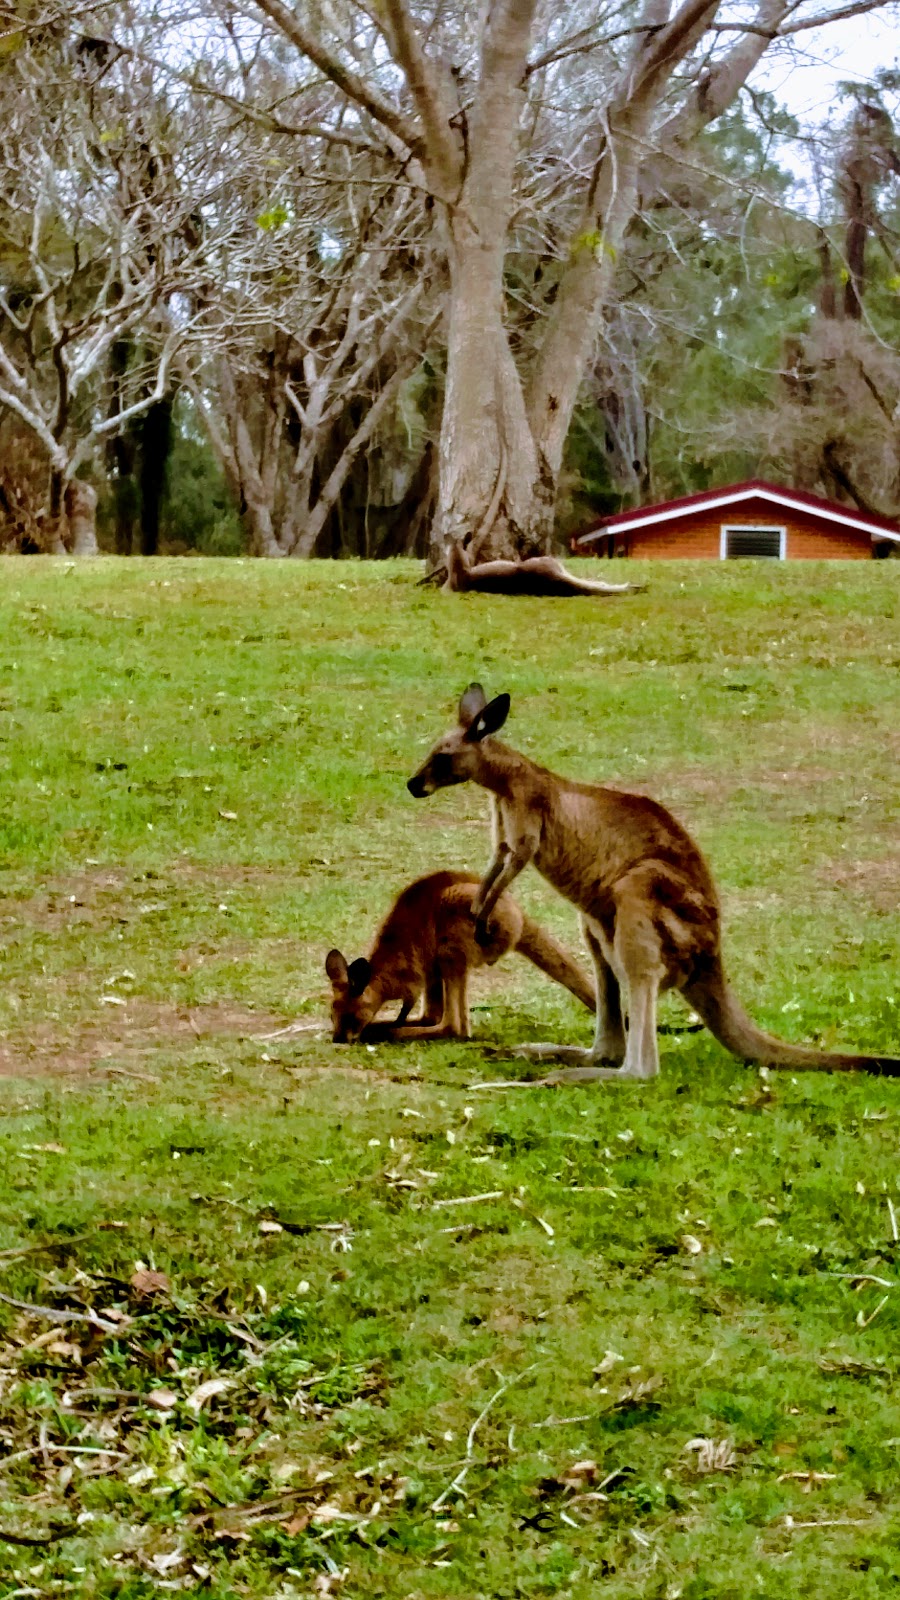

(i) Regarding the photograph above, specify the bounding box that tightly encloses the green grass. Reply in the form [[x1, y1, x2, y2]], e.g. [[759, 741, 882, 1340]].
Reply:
[[0, 556, 898, 1599]]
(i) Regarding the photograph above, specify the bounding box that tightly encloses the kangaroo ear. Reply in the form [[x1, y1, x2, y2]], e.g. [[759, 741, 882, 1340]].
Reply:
[[458, 682, 487, 728], [325, 949, 349, 987], [464, 692, 510, 743], [347, 957, 372, 997]]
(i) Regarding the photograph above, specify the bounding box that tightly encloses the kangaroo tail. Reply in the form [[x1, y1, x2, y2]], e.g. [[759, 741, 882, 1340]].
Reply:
[[686, 962, 900, 1076], [517, 916, 596, 1011]]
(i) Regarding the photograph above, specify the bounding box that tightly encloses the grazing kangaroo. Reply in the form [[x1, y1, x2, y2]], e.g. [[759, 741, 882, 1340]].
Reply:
[[326, 870, 595, 1044], [406, 685, 900, 1081]]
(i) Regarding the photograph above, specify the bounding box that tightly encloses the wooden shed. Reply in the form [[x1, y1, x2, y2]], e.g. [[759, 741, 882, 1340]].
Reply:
[[575, 480, 900, 560]]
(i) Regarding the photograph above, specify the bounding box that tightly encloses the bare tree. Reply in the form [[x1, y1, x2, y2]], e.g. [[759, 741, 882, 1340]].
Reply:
[[732, 90, 900, 517], [0, 21, 198, 552], [238, 0, 900, 561], [184, 173, 437, 557]]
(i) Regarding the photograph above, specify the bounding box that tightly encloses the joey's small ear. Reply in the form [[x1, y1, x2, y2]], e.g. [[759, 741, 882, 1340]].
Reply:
[[347, 957, 372, 997], [325, 949, 349, 987], [464, 692, 510, 743], [458, 681, 487, 727]]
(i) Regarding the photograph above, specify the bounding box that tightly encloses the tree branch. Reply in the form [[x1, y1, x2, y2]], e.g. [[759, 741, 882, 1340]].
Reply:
[[248, 0, 422, 156], [380, 0, 461, 195], [287, 350, 423, 556], [657, 0, 790, 146], [711, 0, 898, 31]]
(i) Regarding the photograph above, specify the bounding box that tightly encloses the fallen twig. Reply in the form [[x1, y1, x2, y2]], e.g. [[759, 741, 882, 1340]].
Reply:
[[856, 1294, 890, 1329], [431, 1364, 537, 1512], [467, 1079, 540, 1091], [828, 1273, 895, 1288], [0, 1231, 97, 1264], [0, 1523, 77, 1546], [432, 1191, 504, 1209], [784, 1515, 875, 1531], [0, 1291, 121, 1333], [530, 1413, 594, 1428], [97, 1066, 160, 1084], [254, 1020, 325, 1041]]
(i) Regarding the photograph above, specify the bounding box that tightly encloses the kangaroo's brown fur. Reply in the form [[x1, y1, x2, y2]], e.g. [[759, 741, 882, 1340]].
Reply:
[[406, 686, 900, 1082], [444, 540, 643, 597], [326, 869, 595, 1044]]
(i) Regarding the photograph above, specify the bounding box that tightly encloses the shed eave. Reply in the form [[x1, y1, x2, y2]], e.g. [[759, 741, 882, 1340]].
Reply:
[[576, 486, 900, 544]]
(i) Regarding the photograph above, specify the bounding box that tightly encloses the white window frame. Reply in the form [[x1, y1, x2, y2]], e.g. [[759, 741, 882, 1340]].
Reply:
[[720, 523, 786, 560]]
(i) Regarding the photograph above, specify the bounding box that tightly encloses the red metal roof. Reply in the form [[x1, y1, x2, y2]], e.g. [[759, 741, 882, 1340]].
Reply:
[[576, 479, 900, 544]]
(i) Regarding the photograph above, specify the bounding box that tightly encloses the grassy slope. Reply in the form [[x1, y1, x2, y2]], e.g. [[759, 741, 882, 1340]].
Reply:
[[0, 557, 898, 1599]]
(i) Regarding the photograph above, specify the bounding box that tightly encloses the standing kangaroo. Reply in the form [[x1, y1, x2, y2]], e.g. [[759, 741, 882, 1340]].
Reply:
[[406, 685, 900, 1081], [326, 870, 595, 1044]]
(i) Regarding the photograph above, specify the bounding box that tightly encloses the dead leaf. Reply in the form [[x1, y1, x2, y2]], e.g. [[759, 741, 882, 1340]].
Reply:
[[147, 1548, 185, 1575], [684, 1436, 736, 1473], [817, 1356, 885, 1378], [46, 1339, 82, 1363], [612, 1374, 664, 1410], [282, 1511, 311, 1535], [680, 1233, 703, 1255], [185, 1377, 232, 1414], [258, 1220, 284, 1235], [313, 1573, 348, 1597], [218, 810, 238, 821], [129, 1268, 171, 1298], [310, 1503, 359, 1524], [146, 1388, 179, 1411], [593, 1350, 623, 1377]]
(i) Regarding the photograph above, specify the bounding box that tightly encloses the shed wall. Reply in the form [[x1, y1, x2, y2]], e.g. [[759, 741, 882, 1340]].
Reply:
[[611, 504, 872, 559]]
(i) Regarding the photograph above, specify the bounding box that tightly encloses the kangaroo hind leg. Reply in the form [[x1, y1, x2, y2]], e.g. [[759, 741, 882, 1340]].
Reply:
[[518, 906, 663, 1085], [386, 962, 471, 1041], [514, 917, 628, 1077]]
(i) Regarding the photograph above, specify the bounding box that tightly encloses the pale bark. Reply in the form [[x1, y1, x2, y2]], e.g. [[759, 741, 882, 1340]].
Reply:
[[527, 133, 645, 481], [64, 479, 99, 556], [183, 360, 281, 557], [433, 0, 550, 562], [217, 359, 285, 558], [287, 358, 419, 556]]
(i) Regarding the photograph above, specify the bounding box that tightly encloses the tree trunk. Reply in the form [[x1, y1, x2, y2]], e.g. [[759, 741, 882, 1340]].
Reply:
[[139, 396, 173, 556], [64, 479, 98, 556], [45, 468, 68, 554], [287, 361, 415, 556], [107, 336, 137, 554], [428, 0, 551, 564], [528, 131, 644, 482], [214, 358, 284, 557], [432, 234, 553, 564]]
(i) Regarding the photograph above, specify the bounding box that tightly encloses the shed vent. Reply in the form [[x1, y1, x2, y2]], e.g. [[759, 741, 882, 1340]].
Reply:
[[722, 525, 784, 559]]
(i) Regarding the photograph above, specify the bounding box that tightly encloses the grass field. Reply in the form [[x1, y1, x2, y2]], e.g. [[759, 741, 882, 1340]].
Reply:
[[0, 556, 898, 1600]]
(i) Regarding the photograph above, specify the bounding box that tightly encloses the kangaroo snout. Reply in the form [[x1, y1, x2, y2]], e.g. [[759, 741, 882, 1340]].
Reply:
[[407, 771, 431, 798]]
